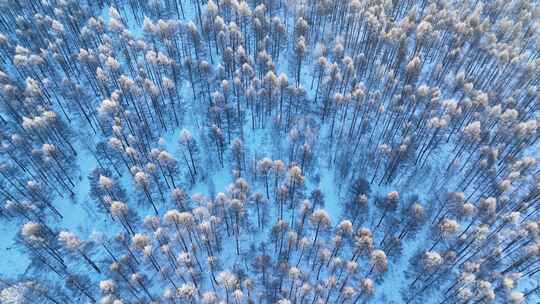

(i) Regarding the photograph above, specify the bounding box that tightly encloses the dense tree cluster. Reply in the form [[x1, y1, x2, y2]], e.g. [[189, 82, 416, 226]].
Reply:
[[0, 0, 539, 303]]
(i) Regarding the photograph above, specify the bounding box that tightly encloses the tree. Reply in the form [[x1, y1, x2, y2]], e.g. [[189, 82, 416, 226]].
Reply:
[[133, 170, 159, 215], [287, 165, 305, 228], [1, 1, 539, 303], [58, 231, 101, 274], [179, 129, 200, 183], [231, 138, 245, 177], [306, 209, 331, 264], [368, 249, 388, 277], [374, 191, 399, 230], [20, 221, 66, 271], [258, 157, 273, 199]]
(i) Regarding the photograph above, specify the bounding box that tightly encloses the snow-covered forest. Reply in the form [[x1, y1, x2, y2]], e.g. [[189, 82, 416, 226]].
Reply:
[[0, 0, 539, 303]]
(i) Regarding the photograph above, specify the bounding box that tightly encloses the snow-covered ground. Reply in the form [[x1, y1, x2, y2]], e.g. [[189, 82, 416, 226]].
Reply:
[[1, 1, 539, 303]]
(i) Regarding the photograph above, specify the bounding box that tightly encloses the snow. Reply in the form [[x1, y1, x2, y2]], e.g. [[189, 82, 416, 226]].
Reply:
[[0, 1, 539, 303]]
